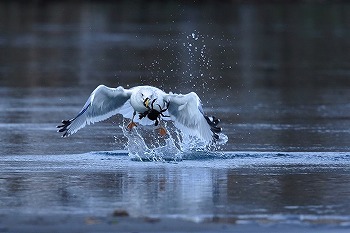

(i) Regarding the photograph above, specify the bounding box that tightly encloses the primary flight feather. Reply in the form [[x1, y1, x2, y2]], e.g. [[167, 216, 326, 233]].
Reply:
[[57, 85, 222, 144]]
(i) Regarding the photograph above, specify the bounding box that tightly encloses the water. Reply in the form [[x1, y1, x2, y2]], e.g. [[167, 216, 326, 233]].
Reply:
[[1, 1, 350, 231]]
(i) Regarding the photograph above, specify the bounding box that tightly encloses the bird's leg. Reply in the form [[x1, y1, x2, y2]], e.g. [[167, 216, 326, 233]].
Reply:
[[156, 117, 167, 136], [158, 126, 167, 136], [127, 111, 137, 130]]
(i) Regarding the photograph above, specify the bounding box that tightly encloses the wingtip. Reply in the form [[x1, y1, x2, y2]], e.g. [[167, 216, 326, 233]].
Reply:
[[204, 115, 223, 143], [205, 115, 222, 131], [56, 119, 72, 137], [213, 133, 220, 140]]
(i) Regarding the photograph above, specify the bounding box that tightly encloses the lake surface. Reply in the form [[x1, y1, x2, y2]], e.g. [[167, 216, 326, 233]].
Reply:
[[1, 1, 350, 231]]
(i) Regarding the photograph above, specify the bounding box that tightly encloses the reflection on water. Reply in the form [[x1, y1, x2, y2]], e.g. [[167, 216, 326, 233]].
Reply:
[[1, 0, 350, 229], [1, 153, 350, 226]]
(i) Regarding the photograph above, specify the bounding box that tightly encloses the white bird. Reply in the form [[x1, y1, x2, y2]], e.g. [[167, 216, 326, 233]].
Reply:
[[57, 85, 222, 144]]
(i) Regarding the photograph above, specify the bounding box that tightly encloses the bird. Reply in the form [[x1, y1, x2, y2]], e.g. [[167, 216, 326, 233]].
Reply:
[[57, 85, 222, 144]]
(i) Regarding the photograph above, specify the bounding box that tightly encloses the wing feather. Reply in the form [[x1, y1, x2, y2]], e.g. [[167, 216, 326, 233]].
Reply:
[[57, 85, 132, 137], [165, 92, 220, 143]]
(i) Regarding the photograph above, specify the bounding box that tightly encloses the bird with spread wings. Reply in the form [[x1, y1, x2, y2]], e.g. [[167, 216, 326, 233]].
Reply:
[[57, 85, 222, 144]]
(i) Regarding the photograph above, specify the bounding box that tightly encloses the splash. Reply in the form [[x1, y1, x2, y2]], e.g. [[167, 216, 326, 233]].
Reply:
[[117, 120, 227, 161], [125, 31, 229, 161]]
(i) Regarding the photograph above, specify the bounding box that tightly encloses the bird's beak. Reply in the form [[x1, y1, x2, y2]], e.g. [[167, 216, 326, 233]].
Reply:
[[143, 98, 150, 108]]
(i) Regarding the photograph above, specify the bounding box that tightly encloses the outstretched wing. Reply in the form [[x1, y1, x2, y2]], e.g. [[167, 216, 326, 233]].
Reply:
[[164, 92, 221, 143], [57, 85, 132, 137]]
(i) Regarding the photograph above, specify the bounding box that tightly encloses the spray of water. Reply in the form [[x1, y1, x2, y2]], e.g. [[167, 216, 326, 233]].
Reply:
[[122, 31, 229, 161], [117, 119, 227, 161]]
